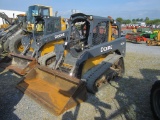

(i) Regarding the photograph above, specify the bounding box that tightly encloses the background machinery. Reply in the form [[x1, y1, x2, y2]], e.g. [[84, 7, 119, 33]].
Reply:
[[125, 27, 151, 43], [0, 4, 54, 55], [0, 14, 26, 54], [0, 12, 13, 29], [146, 30, 160, 46], [6, 15, 67, 75], [26, 4, 53, 32], [9, 13, 126, 115], [8, 4, 54, 54]]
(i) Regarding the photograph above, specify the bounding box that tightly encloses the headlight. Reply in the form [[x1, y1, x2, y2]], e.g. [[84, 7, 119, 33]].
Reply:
[[89, 15, 93, 20], [27, 21, 30, 24]]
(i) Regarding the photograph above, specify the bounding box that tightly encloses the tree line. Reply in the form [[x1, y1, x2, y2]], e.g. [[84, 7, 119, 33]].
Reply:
[[116, 17, 160, 25]]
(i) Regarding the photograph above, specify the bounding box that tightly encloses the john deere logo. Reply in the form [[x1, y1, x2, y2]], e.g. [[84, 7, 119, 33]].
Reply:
[[55, 33, 65, 39], [101, 45, 112, 52]]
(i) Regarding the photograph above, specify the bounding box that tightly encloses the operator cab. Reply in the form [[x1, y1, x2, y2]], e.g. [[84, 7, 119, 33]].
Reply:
[[27, 5, 52, 24], [26, 5, 53, 32], [70, 16, 90, 45], [69, 13, 121, 50]]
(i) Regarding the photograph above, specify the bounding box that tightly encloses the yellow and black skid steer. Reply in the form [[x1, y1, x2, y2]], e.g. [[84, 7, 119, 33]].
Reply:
[[1, 15, 67, 75], [7, 4, 55, 54], [12, 13, 126, 115]]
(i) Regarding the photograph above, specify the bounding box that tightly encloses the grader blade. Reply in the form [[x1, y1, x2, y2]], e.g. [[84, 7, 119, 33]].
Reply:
[[7, 53, 36, 75], [17, 65, 87, 115]]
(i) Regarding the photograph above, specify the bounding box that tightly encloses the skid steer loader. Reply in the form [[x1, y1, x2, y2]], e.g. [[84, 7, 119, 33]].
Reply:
[[0, 5, 66, 69], [5, 15, 67, 75], [8, 4, 54, 54], [0, 5, 54, 55], [12, 13, 126, 115]]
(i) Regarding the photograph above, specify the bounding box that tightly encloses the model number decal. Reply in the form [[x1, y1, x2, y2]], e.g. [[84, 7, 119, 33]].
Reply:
[[121, 42, 125, 45], [101, 45, 112, 52], [55, 33, 65, 39]]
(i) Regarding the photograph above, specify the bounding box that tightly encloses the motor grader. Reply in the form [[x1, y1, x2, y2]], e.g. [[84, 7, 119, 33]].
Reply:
[[9, 13, 126, 115]]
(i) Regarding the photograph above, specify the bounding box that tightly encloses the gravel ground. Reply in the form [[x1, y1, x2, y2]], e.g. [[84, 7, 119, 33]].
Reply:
[[0, 42, 160, 120]]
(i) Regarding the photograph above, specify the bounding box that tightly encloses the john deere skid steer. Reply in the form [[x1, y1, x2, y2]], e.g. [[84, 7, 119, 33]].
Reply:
[[7, 15, 67, 75], [8, 4, 55, 54], [11, 13, 126, 115]]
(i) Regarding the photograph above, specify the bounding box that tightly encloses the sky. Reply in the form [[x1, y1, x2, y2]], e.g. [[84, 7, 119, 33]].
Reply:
[[0, 0, 160, 20]]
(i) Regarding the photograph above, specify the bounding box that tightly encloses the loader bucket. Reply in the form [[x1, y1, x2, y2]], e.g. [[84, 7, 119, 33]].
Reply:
[[7, 53, 36, 75], [17, 65, 87, 115], [0, 56, 12, 68]]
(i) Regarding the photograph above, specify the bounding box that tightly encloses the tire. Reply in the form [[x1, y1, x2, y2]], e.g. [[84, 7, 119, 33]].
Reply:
[[114, 57, 125, 78], [150, 81, 160, 120], [86, 75, 99, 94], [3, 38, 10, 52], [86, 66, 107, 94], [86, 57, 125, 94], [9, 34, 24, 54]]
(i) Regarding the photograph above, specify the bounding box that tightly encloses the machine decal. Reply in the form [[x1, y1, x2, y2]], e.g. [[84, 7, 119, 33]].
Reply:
[[101, 45, 112, 52], [121, 42, 125, 45], [55, 33, 65, 39]]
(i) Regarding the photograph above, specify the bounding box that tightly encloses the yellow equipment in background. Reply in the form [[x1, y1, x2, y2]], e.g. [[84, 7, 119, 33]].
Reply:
[[8, 16, 67, 75], [0, 24, 9, 29], [0, 12, 13, 29], [147, 31, 160, 46], [26, 4, 53, 32]]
